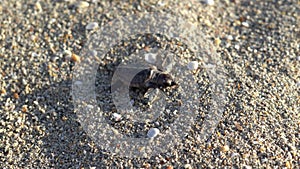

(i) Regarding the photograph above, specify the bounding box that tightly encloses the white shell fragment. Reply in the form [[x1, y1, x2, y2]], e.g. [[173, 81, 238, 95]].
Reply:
[[112, 113, 122, 121], [241, 22, 249, 27], [31, 52, 39, 57], [144, 53, 157, 64], [205, 0, 214, 5], [187, 61, 199, 70], [86, 104, 94, 109], [86, 22, 99, 30], [63, 50, 72, 57], [75, 1, 89, 9], [147, 128, 160, 138], [227, 35, 234, 41], [35, 2, 42, 12]]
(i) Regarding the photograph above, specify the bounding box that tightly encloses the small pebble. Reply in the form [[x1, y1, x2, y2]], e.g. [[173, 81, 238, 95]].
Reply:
[[147, 128, 160, 138], [144, 53, 157, 64], [1, 88, 6, 95], [22, 79, 27, 85], [21, 105, 28, 113], [234, 44, 240, 50], [33, 100, 39, 105], [157, 1, 166, 7], [205, 0, 215, 5], [71, 53, 80, 62], [243, 165, 252, 169], [25, 85, 31, 94], [184, 164, 192, 169], [86, 22, 99, 30], [13, 93, 19, 99], [49, 18, 56, 24], [187, 61, 199, 70], [204, 20, 212, 27], [214, 38, 221, 46], [234, 122, 243, 131], [166, 165, 173, 169], [220, 145, 230, 152], [62, 116, 68, 121], [143, 163, 151, 168], [285, 161, 292, 169]]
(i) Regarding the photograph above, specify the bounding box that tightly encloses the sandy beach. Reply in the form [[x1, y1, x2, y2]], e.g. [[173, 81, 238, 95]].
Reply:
[[0, 0, 299, 168]]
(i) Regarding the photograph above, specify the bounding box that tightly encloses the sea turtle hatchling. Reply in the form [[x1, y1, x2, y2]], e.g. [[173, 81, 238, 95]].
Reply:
[[129, 66, 177, 90], [111, 65, 177, 94]]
